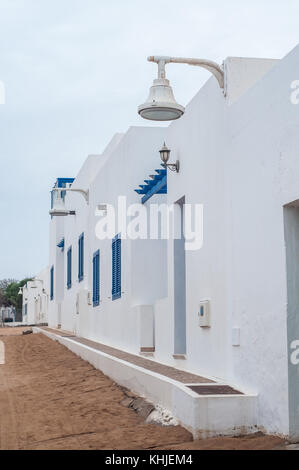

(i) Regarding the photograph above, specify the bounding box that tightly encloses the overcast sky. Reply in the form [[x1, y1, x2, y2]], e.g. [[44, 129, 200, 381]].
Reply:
[[0, 0, 299, 280]]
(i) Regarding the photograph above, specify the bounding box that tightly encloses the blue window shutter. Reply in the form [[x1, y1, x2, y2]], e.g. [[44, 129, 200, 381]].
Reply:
[[78, 233, 84, 282], [67, 247, 72, 289], [93, 250, 100, 307], [96, 252, 100, 304], [50, 266, 54, 300], [112, 234, 121, 300]]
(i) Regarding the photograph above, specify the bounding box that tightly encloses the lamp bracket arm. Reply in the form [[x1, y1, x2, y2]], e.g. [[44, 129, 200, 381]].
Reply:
[[148, 55, 224, 89], [53, 187, 89, 204]]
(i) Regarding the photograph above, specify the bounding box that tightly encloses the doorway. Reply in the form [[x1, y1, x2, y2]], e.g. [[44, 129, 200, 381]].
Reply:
[[284, 202, 299, 441]]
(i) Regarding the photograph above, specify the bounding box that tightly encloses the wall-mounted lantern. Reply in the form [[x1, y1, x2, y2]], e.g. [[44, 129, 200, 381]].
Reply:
[[159, 142, 179, 173]]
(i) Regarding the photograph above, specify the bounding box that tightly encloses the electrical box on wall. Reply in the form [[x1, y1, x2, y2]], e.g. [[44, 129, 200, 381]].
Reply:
[[198, 300, 210, 328]]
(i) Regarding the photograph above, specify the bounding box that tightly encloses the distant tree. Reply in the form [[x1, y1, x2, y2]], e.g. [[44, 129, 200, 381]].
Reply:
[[0, 289, 9, 307], [0, 279, 16, 307], [5, 282, 20, 308], [0, 279, 18, 291], [0, 278, 33, 309]]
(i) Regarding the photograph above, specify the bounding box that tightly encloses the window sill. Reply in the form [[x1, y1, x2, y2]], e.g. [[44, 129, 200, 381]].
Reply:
[[173, 354, 187, 360]]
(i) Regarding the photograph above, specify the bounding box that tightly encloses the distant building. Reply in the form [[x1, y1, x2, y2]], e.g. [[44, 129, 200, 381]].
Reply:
[[22, 268, 49, 325], [0, 305, 15, 323]]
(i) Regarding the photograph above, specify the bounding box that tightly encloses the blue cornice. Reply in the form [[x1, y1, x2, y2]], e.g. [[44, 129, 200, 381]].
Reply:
[[134, 167, 167, 204]]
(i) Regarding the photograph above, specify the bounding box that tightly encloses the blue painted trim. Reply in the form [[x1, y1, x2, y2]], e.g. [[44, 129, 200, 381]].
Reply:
[[112, 234, 121, 300], [50, 266, 54, 301], [56, 178, 75, 188], [134, 168, 167, 202], [78, 233, 84, 282], [155, 169, 167, 176], [57, 238, 65, 251], [141, 175, 167, 204], [112, 292, 121, 301], [67, 246, 72, 289], [92, 249, 100, 307]]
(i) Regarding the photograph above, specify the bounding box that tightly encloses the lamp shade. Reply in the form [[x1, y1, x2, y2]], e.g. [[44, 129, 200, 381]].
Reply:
[[49, 190, 70, 217], [49, 208, 70, 217], [159, 143, 171, 164], [138, 78, 185, 121]]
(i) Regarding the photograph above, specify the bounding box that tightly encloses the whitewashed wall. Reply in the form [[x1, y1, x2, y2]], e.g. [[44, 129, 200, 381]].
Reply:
[[46, 46, 299, 437], [154, 49, 299, 435], [49, 127, 167, 354], [86, 127, 167, 353], [48, 215, 65, 326], [227, 46, 299, 435]]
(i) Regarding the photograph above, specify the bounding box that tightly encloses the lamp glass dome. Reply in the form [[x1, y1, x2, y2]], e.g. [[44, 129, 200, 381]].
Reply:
[[159, 143, 171, 163], [138, 78, 185, 121], [139, 107, 183, 121]]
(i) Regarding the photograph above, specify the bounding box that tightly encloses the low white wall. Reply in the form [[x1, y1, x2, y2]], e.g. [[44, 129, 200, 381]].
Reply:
[[34, 327, 258, 439]]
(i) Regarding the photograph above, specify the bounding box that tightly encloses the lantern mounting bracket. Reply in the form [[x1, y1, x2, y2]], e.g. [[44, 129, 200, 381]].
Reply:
[[148, 55, 224, 89], [52, 187, 89, 204]]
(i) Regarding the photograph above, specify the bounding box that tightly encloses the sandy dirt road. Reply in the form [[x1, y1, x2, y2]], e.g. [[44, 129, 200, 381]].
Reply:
[[0, 329, 285, 450]]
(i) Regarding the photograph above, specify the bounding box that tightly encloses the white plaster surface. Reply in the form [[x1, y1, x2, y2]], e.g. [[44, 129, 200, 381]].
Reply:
[[22, 267, 49, 325], [42, 46, 299, 438]]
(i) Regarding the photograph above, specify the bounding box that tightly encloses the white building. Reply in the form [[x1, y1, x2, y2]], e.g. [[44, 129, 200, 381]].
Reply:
[[22, 268, 49, 325], [46, 45, 299, 440], [0, 306, 16, 323]]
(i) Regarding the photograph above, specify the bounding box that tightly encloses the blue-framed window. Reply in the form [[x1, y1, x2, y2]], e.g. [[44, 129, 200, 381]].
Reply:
[[67, 246, 72, 289], [50, 266, 54, 300], [112, 234, 121, 300], [92, 250, 100, 307], [78, 233, 84, 282]]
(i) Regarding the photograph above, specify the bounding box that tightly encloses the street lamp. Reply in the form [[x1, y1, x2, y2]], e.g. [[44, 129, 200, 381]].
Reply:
[[159, 142, 179, 173], [49, 208, 76, 217], [49, 189, 76, 217], [138, 55, 224, 121]]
